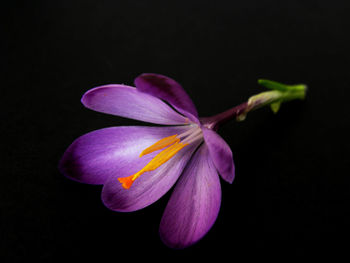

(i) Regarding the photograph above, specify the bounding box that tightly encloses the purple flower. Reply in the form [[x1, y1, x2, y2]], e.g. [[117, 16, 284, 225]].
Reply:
[[59, 73, 235, 249], [59, 73, 307, 248]]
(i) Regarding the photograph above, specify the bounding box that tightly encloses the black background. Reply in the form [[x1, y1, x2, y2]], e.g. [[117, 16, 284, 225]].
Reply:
[[2, 0, 350, 261]]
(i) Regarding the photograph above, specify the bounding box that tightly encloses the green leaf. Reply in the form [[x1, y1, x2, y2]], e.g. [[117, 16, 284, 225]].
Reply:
[[258, 79, 289, 91], [258, 79, 307, 94]]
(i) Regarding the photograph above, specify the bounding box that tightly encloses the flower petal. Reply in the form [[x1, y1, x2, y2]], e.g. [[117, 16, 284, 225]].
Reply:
[[101, 140, 201, 212], [134, 73, 199, 123], [81, 84, 188, 125], [159, 144, 221, 249], [202, 127, 235, 183], [59, 126, 190, 185]]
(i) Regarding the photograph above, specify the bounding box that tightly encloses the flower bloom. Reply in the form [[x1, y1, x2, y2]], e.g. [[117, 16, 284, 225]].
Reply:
[[59, 73, 236, 248]]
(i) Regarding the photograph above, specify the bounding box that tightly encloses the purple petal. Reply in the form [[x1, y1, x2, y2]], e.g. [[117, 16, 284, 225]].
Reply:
[[159, 144, 221, 249], [59, 126, 190, 185], [134, 73, 199, 124], [101, 140, 200, 212], [202, 127, 235, 183], [81, 84, 189, 125]]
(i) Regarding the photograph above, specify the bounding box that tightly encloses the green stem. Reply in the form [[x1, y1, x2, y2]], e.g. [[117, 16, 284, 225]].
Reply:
[[201, 79, 307, 130]]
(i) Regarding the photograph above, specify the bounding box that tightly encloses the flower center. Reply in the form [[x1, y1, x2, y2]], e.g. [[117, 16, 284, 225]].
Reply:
[[118, 125, 203, 189]]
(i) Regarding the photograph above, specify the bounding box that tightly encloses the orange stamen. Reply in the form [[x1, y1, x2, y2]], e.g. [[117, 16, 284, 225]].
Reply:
[[139, 134, 180, 157], [118, 141, 188, 189]]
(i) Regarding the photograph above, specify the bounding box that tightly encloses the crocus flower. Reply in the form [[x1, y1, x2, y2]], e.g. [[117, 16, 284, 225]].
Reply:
[[59, 74, 306, 248]]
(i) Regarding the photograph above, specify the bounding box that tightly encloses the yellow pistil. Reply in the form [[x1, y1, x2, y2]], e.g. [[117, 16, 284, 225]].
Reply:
[[118, 140, 188, 189], [139, 134, 180, 157]]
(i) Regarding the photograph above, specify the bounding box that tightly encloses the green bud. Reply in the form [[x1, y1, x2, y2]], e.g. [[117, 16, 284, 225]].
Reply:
[[270, 101, 281, 113], [244, 79, 307, 116]]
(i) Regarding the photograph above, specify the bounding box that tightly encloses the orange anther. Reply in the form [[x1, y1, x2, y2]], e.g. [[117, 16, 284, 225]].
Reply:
[[118, 141, 188, 189], [140, 134, 180, 157]]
